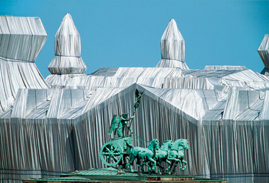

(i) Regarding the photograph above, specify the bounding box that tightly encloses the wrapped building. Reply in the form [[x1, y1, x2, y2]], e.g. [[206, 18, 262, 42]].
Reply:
[[0, 14, 268, 183]]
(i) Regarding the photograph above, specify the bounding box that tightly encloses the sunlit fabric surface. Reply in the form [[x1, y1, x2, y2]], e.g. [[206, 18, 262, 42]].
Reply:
[[155, 19, 188, 69], [1, 83, 269, 183], [258, 34, 269, 75], [204, 65, 247, 71], [47, 13, 87, 75], [47, 67, 269, 91], [156, 59, 189, 69], [0, 16, 48, 112], [0, 15, 269, 183], [0, 16, 47, 61]]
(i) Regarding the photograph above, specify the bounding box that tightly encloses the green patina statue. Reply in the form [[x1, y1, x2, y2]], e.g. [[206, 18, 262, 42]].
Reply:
[[133, 89, 144, 112], [100, 89, 189, 174], [127, 139, 159, 174], [136, 139, 189, 174], [109, 113, 134, 138], [156, 139, 189, 174]]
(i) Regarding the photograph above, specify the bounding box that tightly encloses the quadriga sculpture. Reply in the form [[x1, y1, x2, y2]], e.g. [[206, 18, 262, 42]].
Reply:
[[127, 139, 159, 174], [100, 89, 189, 174], [154, 140, 172, 174], [139, 139, 189, 174], [167, 139, 189, 173]]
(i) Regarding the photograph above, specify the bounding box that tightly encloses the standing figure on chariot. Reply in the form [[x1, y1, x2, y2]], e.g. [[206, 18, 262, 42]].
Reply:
[[109, 89, 144, 138], [109, 113, 134, 138]]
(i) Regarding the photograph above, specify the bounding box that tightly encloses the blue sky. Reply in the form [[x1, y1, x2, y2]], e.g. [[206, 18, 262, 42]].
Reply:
[[1, 0, 269, 78]]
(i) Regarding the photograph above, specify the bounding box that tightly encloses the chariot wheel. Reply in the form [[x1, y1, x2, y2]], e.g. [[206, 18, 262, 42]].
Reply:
[[100, 142, 123, 166]]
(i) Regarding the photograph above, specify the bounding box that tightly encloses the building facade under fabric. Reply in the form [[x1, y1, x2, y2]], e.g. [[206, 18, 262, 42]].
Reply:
[[0, 14, 268, 183]]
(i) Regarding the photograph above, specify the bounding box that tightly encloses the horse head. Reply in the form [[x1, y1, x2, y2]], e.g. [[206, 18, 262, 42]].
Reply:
[[173, 139, 189, 150], [178, 139, 189, 150], [160, 140, 173, 151], [148, 139, 159, 151]]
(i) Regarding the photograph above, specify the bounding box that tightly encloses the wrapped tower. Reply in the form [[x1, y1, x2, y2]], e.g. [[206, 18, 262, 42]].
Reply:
[[156, 19, 188, 69], [258, 34, 269, 75], [48, 13, 87, 74]]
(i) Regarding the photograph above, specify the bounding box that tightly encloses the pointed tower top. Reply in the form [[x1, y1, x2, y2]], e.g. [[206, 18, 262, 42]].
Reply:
[[161, 19, 184, 42], [56, 13, 79, 37], [48, 13, 87, 74], [258, 34, 269, 75], [54, 13, 81, 57], [160, 19, 185, 61], [258, 34, 269, 51]]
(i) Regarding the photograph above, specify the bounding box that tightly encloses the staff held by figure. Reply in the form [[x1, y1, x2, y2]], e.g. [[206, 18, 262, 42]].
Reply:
[[109, 89, 144, 138]]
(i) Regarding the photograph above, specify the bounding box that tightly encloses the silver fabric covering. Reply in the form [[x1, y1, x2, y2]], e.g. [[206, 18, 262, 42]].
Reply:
[[156, 19, 188, 69], [0, 15, 269, 183], [0, 16, 48, 112], [204, 65, 247, 70], [156, 59, 189, 69], [0, 16, 47, 61], [258, 34, 269, 75], [48, 13, 87, 74], [48, 67, 269, 91]]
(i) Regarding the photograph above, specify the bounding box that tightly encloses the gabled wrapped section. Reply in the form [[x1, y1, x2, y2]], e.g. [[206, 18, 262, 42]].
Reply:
[[48, 13, 87, 74]]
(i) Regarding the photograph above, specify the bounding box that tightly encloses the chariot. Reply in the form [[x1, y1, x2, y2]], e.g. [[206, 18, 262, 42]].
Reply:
[[100, 90, 143, 167], [100, 136, 133, 166]]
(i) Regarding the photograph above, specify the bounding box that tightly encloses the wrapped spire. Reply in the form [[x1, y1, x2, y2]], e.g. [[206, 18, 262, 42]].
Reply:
[[258, 34, 269, 75], [156, 19, 188, 69], [48, 13, 87, 74]]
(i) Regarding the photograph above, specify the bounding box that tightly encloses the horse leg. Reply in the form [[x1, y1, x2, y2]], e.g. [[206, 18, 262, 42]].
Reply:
[[157, 160, 164, 175], [167, 157, 178, 173], [141, 160, 147, 173], [147, 162, 153, 174], [181, 160, 187, 171], [140, 158, 147, 173], [171, 161, 177, 173], [147, 157, 156, 173], [127, 154, 135, 172], [122, 155, 129, 168], [165, 159, 171, 173], [166, 161, 172, 172], [136, 159, 141, 173]]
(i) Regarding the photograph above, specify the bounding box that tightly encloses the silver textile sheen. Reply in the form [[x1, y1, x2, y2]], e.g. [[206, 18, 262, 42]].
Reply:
[[0, 15, 268, 183]]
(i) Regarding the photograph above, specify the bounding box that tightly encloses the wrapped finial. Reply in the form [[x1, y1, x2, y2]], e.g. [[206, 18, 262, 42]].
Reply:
[[48, 13, 87, 74], [258, 35, 269, 75], [156, 19, 188, 69]]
